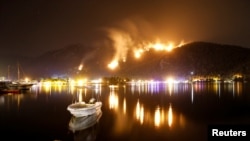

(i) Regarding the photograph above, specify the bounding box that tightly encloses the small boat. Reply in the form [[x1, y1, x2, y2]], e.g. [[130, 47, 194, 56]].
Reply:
[[0, 81, 20, 94], [67, 87, 102, 118], [69, 110, 102, 132], [67, 101, 102, 118]]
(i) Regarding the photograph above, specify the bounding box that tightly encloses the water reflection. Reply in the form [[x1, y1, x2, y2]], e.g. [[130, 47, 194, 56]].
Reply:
[[108, 86, 132, 135], [0, 81, 248, 141], [135, 102, 185, 128], [135, 100, 144, 124], [168, 104, 173, 127], [69, 110, 102, 141], [109, 90, 119, 110], [154, 106, 161, 127], [0, 81, 244, 114], [107, 82, 246, 131], [0, 92, 37, 110], [69, 110, 102, 132], [233, 82, 243, 96], [123, 98, 126, 114], [129, 81, 244, 102], [108, 87, 186, 130], [151, 105, 174, 127]]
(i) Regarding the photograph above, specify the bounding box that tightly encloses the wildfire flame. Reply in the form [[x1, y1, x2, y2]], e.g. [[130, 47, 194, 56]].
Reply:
[[106, 28, 187, 70], [108, 60, 119, 70], [78, 64, 83, 71], [134, 48, 144, 59]]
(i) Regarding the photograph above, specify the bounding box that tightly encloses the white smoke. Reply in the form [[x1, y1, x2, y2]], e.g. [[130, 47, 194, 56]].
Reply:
[[107, 28, 134, 62], [104, 18, 151, 64]]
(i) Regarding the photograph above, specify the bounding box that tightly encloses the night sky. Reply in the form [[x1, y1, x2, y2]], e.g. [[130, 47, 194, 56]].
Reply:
[[1, 0, 250, 57]]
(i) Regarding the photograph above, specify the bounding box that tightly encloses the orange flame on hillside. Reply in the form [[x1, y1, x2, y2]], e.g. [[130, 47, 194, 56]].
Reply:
[[106, 28, 187, 70]]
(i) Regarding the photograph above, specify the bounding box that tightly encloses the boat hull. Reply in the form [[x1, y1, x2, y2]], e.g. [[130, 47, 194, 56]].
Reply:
[[67, 102, 102, 118], [0, 89, 20, 94], [69, 110, 102, 132], [0, 81, 20, 94], [8, 83, 33, 90]]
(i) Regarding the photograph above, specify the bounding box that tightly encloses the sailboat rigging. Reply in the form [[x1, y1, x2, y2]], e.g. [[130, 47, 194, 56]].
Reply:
[[8, 62, 35, 90]]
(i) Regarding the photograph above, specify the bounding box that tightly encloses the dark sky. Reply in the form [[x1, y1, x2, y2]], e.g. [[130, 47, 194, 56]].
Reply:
[[1, 0, 250, 57]]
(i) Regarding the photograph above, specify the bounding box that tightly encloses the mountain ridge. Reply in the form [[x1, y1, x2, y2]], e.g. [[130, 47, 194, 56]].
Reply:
[[1, 41, 250, 80]]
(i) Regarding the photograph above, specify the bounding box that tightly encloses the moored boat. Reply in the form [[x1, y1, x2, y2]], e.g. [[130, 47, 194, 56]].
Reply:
[[67, 101, 102, 118], [67, 86, 102, 118], [6, 62, 36, 90], [8, 82, 34, 90], [0, 81, 20, 94]]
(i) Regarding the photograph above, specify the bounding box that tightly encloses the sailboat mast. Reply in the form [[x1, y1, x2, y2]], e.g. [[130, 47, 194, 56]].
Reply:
[[7, 65, 10, 80], [17, 62, 20, 81]]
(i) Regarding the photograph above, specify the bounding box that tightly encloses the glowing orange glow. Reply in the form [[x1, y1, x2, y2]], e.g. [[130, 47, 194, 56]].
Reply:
[[108, 60, 119, 70], [24, 77, 29, 83], [77, 79, 87, 86], [78, 64, 83, 71], [168, 104, 173, 127], [152, 43, 164, 51], [109, 92, 119, 110], [149, 41, 176, 52], [166, 77, 174, 83], [134, 48, 144, 59], [177, 40, 186, 47], [135, 100, 144, 124], [106, 34, 188, 68], [131, 98, 186, 128], [43, 82, 51, 93], [154, 107, 161, 127], [123, 98, 126, 114], [166, 42, 174, 52], [136, 101, 140, 119], [78, 91, 83, 102]]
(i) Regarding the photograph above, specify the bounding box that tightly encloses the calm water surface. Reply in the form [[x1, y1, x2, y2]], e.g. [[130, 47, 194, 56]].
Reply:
[[0, 81, 250, 141]]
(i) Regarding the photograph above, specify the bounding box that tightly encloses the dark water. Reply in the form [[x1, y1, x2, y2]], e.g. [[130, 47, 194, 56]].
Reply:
[[0, 81, 250, 141]]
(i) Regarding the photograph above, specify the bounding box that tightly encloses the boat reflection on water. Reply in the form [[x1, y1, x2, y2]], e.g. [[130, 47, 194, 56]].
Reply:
[[69, 110, 102, 141]]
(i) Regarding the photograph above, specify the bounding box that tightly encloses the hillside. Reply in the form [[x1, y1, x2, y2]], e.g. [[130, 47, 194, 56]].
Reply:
[[117, 42, 250, 80], [2, 41, 250, 80], [168, 42, 250, 77]]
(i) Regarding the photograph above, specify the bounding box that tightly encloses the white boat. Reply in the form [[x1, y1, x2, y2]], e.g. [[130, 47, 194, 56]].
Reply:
[[69, 110, 102, 132], [67, 101, 102, 118], [67, 86, 102, 118]]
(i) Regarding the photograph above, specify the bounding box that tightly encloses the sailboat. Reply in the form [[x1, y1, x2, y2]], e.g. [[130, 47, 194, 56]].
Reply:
[[8, 63, 35, 90]]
